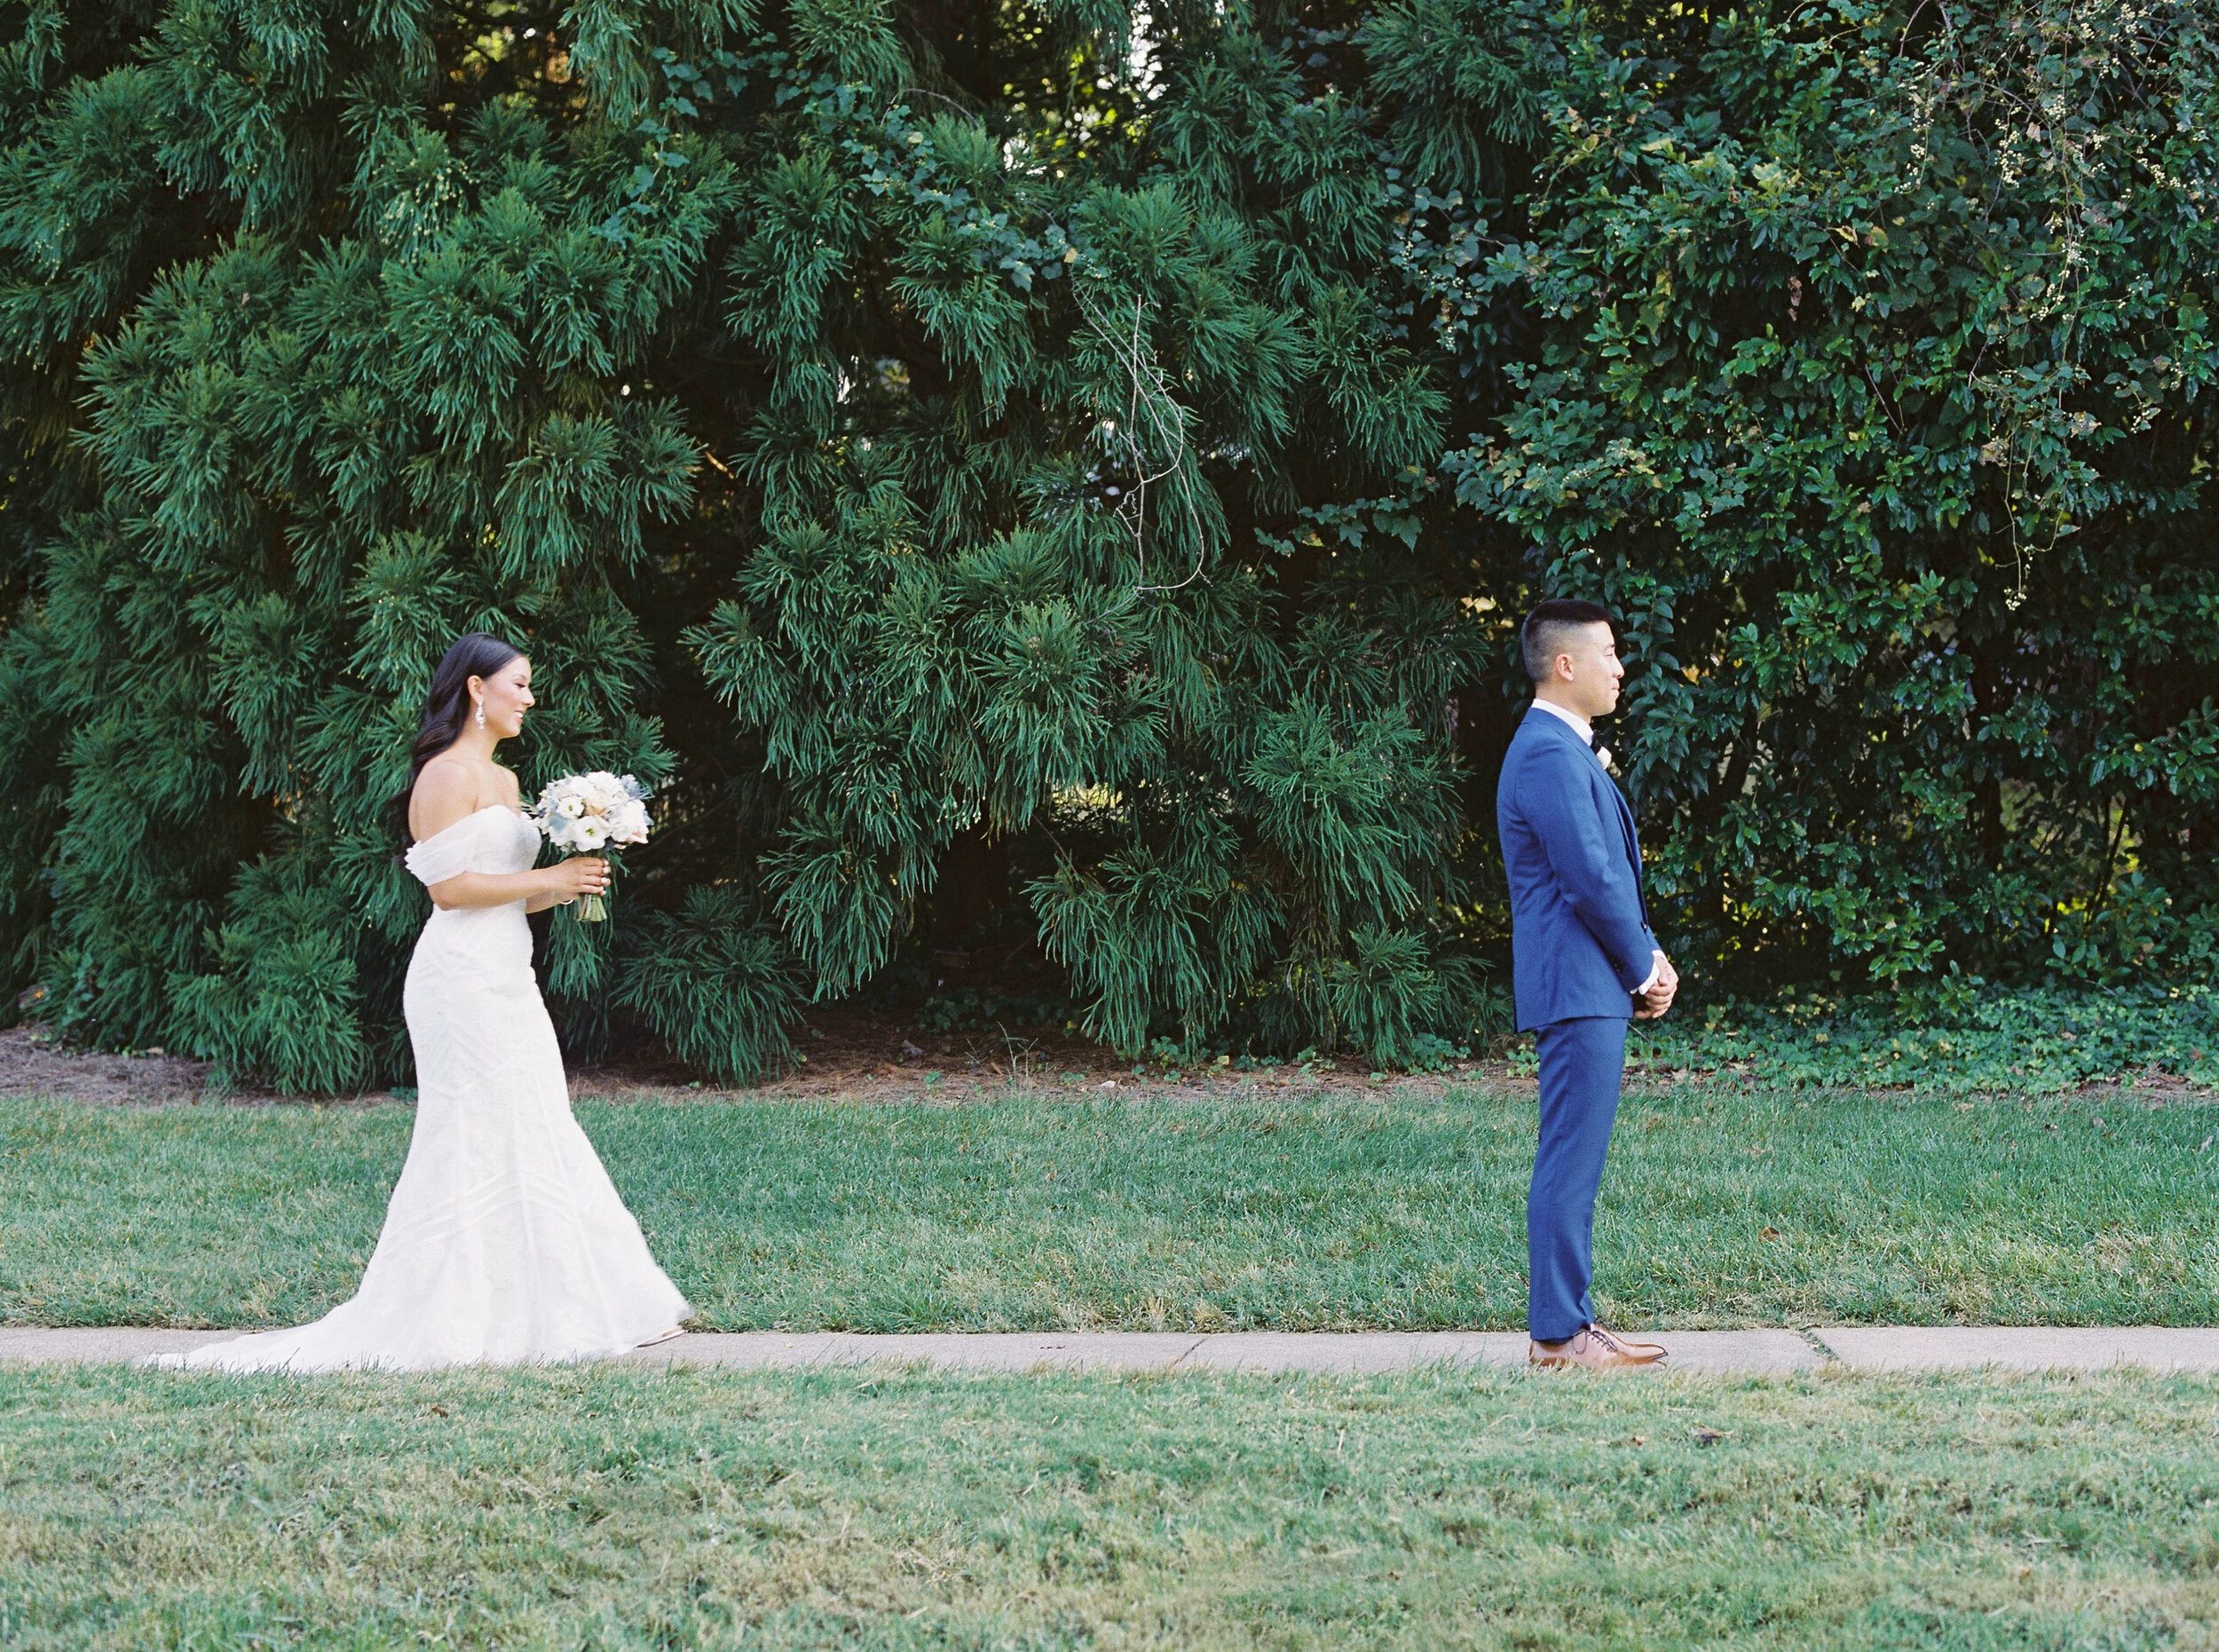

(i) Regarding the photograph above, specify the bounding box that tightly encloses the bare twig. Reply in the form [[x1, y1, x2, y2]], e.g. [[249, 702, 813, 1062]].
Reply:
[[1073, 287, 1212, 594]]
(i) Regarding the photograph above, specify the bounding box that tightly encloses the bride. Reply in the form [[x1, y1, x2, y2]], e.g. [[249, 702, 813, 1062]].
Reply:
[[165, 633, 691, 1371]]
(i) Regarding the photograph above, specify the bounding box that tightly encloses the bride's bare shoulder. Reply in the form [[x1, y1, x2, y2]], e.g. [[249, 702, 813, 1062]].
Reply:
[[408, 758, 489, 842]]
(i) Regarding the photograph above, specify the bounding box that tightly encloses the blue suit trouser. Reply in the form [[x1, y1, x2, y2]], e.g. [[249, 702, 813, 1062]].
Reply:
[[1528, 1016, 1629, 1341]]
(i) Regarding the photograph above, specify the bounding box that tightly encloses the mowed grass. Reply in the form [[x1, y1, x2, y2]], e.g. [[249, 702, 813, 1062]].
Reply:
[[1, 1363, 2215, 1649], [1, 1086, 2214, 1332]]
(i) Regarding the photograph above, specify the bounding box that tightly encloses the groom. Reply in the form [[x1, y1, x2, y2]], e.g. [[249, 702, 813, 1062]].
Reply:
[[1496, 599, 1678, 1370]]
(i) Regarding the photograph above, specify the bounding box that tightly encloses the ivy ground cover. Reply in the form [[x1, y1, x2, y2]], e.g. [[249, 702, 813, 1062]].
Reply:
[[4, 1086, 2213, 1332]]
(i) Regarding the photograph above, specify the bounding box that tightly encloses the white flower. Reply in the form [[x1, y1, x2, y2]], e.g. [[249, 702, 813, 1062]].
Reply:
[[532, 769, 653, 858]]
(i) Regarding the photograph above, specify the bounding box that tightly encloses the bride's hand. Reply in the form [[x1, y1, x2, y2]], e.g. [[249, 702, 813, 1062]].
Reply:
[[549, 857, 611, 904]]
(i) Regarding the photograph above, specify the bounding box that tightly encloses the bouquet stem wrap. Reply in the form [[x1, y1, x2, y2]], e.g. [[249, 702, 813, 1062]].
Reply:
[[527, 772, 651, 923]]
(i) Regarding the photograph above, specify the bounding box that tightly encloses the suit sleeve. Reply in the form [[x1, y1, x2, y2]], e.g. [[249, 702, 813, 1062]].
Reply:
[[1523, 741, 1658, 992]]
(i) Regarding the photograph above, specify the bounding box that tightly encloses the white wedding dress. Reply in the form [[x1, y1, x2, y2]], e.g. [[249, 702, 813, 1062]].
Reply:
[[162, 805, 690, 1371]]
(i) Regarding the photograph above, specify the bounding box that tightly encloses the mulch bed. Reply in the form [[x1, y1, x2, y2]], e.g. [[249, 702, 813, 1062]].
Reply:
[[0, 1009, 1486, 1108], [570, 1003, 1489, 1106], [8, 1013, 2200, 1109], [0, 1026, 274, 1106]]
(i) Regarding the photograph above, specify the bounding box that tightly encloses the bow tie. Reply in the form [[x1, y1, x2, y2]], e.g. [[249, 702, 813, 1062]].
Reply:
[[1588, 731, 1604, 752]]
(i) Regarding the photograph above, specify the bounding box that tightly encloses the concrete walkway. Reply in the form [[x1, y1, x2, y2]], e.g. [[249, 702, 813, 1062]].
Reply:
[[4, 1325, 2218, 1374]]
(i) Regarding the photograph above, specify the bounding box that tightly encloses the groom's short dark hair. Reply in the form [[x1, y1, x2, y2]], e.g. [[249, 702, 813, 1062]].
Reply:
[[1521, 599, 1616, 683]]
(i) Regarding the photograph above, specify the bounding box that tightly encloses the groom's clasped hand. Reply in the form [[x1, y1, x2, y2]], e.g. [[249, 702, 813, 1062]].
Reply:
[[1635, 952, 1679, 1021]]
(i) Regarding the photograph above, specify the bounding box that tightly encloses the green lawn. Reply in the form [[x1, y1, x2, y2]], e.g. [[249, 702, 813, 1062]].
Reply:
[[2, 1085, 2213, 1331], [1, 1363, 2214, 1649]]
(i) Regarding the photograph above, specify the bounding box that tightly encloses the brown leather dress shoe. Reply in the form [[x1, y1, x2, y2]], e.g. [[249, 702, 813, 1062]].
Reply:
[[1529, 1324, 1669, 1369], [1591, 1323, 1667, 1356]]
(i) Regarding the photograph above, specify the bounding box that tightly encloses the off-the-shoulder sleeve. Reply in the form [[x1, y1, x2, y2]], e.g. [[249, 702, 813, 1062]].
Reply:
[[404, 818, 482, 887]]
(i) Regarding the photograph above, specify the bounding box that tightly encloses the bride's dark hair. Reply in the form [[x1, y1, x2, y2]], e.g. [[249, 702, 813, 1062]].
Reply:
[[384, 631, 525, 846]]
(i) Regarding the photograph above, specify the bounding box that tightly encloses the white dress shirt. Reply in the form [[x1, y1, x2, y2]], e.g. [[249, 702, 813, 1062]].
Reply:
[[1528, 697, 1665, 997], [1528, 696, 1595, 746]]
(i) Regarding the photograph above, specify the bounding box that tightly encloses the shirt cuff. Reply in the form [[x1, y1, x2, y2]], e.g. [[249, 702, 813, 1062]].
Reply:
[[1634, 952, 1665, 997]]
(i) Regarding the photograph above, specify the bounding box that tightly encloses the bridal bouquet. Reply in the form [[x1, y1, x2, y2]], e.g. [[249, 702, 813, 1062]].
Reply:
[[528, 771, 651, 921]]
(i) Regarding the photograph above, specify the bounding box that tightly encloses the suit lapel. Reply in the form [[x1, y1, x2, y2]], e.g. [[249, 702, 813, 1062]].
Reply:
[[1530, 711, 1650, 927], [1604, 772, 1651, 928]]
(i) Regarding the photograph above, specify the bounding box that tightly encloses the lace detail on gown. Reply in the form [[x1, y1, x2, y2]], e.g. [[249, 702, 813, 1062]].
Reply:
[[159, 805, 690, 1371]]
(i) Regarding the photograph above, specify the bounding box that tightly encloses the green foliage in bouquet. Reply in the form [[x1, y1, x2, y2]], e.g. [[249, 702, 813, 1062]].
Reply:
[[0, 0, 2214, 1092]]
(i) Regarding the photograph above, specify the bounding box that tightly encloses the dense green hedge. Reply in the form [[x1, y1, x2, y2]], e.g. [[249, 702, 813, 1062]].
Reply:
[[1430, 0, 2219, 986], [0, 0, 2213, 1089]]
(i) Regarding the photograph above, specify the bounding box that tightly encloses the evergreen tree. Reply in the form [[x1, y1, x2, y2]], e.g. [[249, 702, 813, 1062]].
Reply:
[[0, 0, 1490, 1088]]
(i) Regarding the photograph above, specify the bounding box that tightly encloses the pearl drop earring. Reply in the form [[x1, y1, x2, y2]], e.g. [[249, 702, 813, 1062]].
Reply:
[[475, 700, 486, 730]]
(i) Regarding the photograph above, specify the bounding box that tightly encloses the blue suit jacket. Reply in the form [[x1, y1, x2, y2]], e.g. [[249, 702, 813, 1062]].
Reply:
[[1496, 707, 1660, 1032]]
